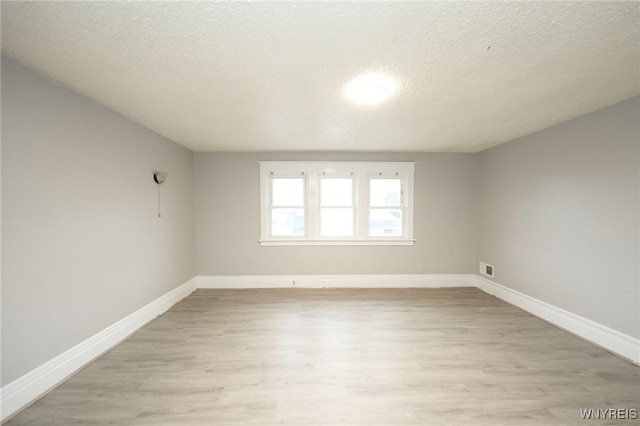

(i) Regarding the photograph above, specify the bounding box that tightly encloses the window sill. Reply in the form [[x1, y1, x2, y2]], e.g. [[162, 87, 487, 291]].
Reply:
[[259, 239, 416, 246]]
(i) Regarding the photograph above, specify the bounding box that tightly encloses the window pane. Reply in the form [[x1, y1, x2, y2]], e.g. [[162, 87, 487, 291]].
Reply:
[[272, 178, 304, 206], [271, 208, 304, 236], [369, 209, 402, 236], [321, 178, 353, 206], [370, 179, 401, 207], [320, 208, 354, 236]]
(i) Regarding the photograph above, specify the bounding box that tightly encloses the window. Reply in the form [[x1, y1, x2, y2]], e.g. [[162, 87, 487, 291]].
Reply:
[[271, 178, 304, 236], [369, 178, 402, 237], [259, 161, 415, 245], [320, 178, 354, 237]]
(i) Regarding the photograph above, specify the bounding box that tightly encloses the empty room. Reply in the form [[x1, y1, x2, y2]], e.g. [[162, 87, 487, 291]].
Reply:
[[1, 1, 638, 425]]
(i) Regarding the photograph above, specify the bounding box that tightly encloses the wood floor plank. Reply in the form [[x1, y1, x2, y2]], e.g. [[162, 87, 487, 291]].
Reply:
[[4, 288, 639, 425]]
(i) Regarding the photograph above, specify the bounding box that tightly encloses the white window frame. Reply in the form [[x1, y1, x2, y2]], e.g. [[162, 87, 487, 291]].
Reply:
[[259, 161, 415, 246]]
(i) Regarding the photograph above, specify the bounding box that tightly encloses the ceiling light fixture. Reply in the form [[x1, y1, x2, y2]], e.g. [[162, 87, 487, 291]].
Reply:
[[345, 73, 397, 106]]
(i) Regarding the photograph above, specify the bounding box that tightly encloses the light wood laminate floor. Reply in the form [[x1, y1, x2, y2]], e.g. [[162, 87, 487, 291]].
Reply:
[[5, 288, 639, 425]]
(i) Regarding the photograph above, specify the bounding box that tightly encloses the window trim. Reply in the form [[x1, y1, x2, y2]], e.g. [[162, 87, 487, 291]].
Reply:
[[259, 161, 415, 246]]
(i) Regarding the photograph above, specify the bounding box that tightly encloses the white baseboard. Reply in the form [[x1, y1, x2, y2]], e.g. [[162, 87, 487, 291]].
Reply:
[[475, 275, 640, 365], [0, 278, 197, 422], [196, 274, 476, 289]]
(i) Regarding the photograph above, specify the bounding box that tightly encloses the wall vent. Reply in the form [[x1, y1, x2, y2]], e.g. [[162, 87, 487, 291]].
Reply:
[[479, 262, 494, 278]]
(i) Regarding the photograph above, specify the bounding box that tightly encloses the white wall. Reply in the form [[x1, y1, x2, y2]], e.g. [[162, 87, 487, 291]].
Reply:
[[476, 96, 639, 338], [194, 151, 478, 275], [1, 59, 196, 385]]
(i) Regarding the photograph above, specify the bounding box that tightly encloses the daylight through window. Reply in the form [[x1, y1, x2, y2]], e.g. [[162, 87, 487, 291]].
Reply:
[[259, 161, 415, 246]]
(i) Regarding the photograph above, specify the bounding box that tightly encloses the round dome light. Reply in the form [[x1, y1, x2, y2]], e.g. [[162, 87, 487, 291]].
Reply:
[[346, 73, 396, 105]]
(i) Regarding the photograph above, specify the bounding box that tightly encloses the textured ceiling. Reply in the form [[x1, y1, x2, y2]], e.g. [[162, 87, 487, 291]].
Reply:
[[1, 1, 638, 152]]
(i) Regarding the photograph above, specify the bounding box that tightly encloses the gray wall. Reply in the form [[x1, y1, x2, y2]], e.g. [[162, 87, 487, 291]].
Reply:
[[476, 97, 639, 338], [195, 151, 478, 275], [1, 59, 196, 385], [2, 55, 637, 389]]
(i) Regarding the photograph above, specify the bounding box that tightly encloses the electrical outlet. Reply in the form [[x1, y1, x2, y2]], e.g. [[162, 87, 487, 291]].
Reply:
[[479, 262, 494, 278]]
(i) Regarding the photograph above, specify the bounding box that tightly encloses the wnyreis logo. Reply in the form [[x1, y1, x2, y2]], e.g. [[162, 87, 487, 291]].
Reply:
[[580, 408, 637, 420]]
